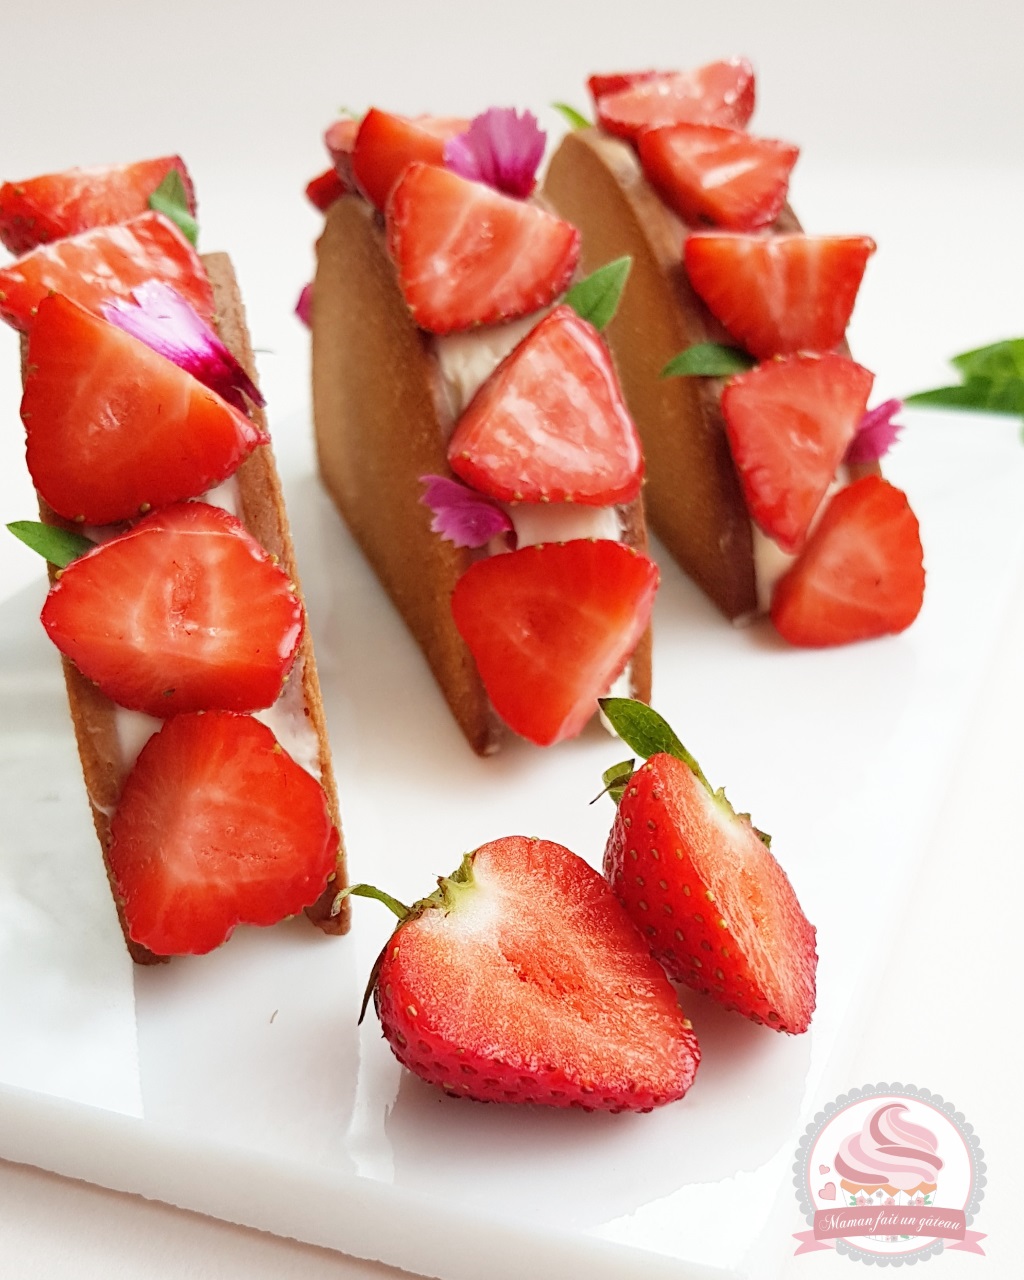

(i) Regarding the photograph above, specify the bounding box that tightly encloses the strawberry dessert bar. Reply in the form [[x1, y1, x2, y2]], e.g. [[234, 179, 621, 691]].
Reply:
[[1, 159, 347, 960], [306, 107, 657, 754], [544, 63, 925, 645]]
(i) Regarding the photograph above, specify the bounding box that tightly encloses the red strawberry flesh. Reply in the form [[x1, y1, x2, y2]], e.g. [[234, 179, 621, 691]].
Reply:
[[386, 163, 580, 334], [375, 835, 700, 1110], [352, 109, 469, 211], [596, 61, 756, 141], [41, 503, 304, 717], [451, 539, 658, 746], [108, 712, 339, 956], [605, 753, 817, 1033], [0, 210, 214, 333], [447, 305, 644, 505], [22, 293, 267, 525]]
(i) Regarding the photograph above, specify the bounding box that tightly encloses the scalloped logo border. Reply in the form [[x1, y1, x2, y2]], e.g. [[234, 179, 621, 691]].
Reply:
[[793, 1082, 987, 1264]]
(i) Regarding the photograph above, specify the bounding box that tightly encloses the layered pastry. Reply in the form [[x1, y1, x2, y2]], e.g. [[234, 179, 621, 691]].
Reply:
[[544, 63, 925, 646], [308, 107, 657, 754], [0, 159, 347, 960]]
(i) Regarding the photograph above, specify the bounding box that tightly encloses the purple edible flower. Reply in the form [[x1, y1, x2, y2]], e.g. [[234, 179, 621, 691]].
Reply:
[[418, 474, 515, 549], [295, 281, 313, 328], [845, 398, 904, 465], [443, 107, 546, 199], [102, 281, 264, 414]]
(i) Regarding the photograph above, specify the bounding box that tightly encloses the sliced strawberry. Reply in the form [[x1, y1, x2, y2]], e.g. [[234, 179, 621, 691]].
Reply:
[[451, 540, 657, 745], [586, 70, 666, 105], [386, 163, 580, 334], [596, 61, 756, 142], [604, 740, 816, 1033], [108, 712, 339, 955], [684, 232, 876, 358], [638, 124, 798, 231], [447, 305, 643, 505], [366, 835, 700, 1110], [0, 156, 195, 255], [0, 210, 214, 333], [352, 109, 470, 211], [324, 116, 360, 187], [22, 294, 267, 524], [770, 475, 925, 646], [305, 166, 348, 212], [721, 353, 873, 553], [41, 503, 303, 716]]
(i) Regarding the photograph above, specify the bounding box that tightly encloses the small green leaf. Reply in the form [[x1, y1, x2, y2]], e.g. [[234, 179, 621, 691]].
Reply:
[[598, 697, 711, 791], [905, 337, 1024, 418], [661, 343, 755, 379], [149, 169, 198, 246], [563, 256, 632, 331], [7, 520, 92, 568], [334, 882, 409, 920], [591, 757, 635, 806], [552, 102, 591, 130]]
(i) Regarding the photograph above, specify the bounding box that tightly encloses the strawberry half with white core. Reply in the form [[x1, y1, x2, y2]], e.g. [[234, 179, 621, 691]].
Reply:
[[41, 503, 303, 717], [447, 305, 643, 505], [637, 124, 799, 232], [108, 712, 340, 956], [721, 352, 874, 553], [595, 60, 756, 141], [385, 163, 580, 334], [451, 540, 658, 746], [22, 293, 267, 525], [343, 835, 700, 1110], [770, 475, 925, 646], [600, 699, 817, 1033], [684, 232, 876, 359]]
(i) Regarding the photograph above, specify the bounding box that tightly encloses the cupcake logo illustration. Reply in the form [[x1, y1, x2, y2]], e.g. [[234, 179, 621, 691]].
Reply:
[[793, 1083, 986, 1263]]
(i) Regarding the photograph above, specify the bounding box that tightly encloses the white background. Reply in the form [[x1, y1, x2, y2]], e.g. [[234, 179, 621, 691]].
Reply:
[[1, 1, 1022, 1276]]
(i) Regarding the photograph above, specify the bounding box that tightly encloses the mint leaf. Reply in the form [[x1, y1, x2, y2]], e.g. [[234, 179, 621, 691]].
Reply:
[[661, 343, 755, 379], [591, 757, 635, 806], [7, 520, 92, 568], [598, 697, 710, 791], [564, 256, 632, 331], [149, 169, 198, 246], [552, 102, 591, 130], [905, 338, 1024, 418]]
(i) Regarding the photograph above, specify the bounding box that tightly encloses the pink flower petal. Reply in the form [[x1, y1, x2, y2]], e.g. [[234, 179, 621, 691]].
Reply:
[[845, 397, 903, 464], [295, 281, 313, 328], [443, 108, 546, 199], [102, 281, 264, 414], [418, 474, 515, 548]]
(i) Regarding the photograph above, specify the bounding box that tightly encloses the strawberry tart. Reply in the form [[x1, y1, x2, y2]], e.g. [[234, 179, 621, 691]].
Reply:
[[306, 107, 657, 755], [544, 62, 925, 645]]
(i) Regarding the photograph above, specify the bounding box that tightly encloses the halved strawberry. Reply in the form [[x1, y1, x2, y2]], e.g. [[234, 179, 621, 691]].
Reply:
[[447, 305, 643, 505], [770, 475, 925, 646], [586, 70, 666, 105], [601, 700, 817, 1033], [721, 353, 873, 553], [352, 109, 470, 211], [108, 712, 339, 955], [305, 166, 348, 212], [386, 163, 580, 334], [22, 294, 267, 525], [638, 124, 798, 231], [352, 835, 700, 1110], [41, 503, 303, 716], [0, 156, 195, 255], [684, 232, 876, 358], [450, 539, 657, 746], [324, 116, 360, 187], [595, 61, 756, 142], [0, 210, 214, 333]]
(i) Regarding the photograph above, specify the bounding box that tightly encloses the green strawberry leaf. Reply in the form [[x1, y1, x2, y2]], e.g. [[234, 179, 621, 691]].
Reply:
[[661, 343, 755, 379], [334, 882, 409, 920], [599, 698, 711, 791], [591, 757, 636, 806], [564, 256, 632, 331], [905, 338, 1024, 418], [149, 169, 198, 246], [7, 520, 92, 568], [552, 102, 591, 130]]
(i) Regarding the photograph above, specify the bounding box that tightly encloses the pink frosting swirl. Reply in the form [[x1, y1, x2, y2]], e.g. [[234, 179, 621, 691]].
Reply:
[[834, 1103, 943, 1191]]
